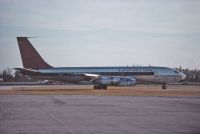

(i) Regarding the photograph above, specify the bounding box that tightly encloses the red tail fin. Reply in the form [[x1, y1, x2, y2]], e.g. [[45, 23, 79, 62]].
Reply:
[[17, 37, 52, 69]]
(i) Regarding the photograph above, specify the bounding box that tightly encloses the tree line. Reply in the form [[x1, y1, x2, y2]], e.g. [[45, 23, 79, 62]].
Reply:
[[178, 67, 200, 82], [0, 68, 32, 82]]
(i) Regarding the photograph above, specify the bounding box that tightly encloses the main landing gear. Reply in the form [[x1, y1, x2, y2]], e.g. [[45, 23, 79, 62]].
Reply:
[[162, 84, 167, 90], [94, 85, 107, 90]]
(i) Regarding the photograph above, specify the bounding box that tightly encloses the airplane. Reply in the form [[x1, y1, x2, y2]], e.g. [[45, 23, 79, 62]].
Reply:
[[15, 37, 187, 90]]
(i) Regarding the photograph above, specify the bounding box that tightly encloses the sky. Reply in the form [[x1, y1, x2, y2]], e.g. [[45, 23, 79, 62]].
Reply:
[[0, 0, 200, 71]]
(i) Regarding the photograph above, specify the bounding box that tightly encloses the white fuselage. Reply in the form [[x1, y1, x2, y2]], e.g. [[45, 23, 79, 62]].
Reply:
[[34, 66, 186, 84]]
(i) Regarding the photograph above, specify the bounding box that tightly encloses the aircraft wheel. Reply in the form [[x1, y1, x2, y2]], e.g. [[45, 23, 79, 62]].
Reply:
[[162, 84, 167, 90], [94, 85, 98, 89], [94, 85, 107, 90], [102, 85, 107, 90], [98, 85, 102, 90]]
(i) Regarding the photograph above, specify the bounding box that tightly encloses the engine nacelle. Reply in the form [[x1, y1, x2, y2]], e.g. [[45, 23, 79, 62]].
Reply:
[[94, 76, 136, 86], [98, 76, 120, 85], [118, 77, 136, 86]]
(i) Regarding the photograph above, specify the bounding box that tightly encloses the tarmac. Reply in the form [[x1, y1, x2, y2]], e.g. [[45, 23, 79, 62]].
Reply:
[[0, 85, 200, 134]]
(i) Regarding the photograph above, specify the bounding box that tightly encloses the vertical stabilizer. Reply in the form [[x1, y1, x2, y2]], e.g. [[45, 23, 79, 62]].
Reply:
[[17, 37, 52, 69]]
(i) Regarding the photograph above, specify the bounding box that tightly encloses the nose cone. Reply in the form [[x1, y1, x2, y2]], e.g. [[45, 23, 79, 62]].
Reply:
[[180, 72, 187, 80]]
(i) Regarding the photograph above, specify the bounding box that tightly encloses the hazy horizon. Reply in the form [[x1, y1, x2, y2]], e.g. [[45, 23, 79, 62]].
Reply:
[[1, 0, 200, 71]]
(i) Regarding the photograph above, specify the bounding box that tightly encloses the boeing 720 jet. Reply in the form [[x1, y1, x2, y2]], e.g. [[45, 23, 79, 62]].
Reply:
[[15, 37, 187, 89]]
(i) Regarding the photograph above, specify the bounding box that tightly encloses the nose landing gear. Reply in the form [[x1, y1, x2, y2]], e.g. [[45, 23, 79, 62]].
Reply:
[[162, 84, 167, 89]]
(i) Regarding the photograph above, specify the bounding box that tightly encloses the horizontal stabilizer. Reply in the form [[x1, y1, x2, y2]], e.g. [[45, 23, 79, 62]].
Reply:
[[15, 68, 41, 76]]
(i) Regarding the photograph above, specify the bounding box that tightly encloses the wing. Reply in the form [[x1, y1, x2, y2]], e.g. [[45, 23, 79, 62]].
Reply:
[[81, 73, 100, 81]]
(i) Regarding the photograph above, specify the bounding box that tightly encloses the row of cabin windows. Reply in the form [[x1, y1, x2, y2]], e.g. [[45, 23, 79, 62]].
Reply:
[[59, 72, 154, 75]]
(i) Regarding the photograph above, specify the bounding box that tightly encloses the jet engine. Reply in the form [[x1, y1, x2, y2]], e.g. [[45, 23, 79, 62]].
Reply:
[[94, 76, 136, 86], [118, 77, 136, 86]]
